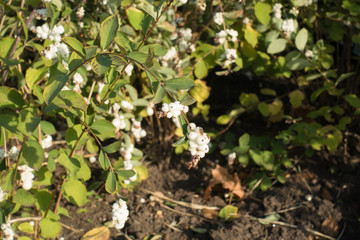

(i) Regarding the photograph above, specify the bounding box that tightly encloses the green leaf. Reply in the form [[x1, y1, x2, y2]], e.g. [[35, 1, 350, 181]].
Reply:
[[244, 25, 259, 48], [153, 85, 166, 104], [195, 59, 208, 79], [216, 115, 232, 125], [249, 149, 263, 166], [139, 44, 167, 57], [25, 67, 47, 90], [335, 72, 355, 86], [180, 93, 197, 106], [254, 2, 272, 25], [100, 14, 119, 50], [20, 140, 44, 169], [219, 205, 238, 222], [99, 150, 110, 170], [103, 141, 122, 153], [238, 154, 249, 167], [0, 111, 18, 132], [344, 94, 360, 108], [65, 125, 88, 151], [286, 51, 312, 71], [49, 90, 88, 112], [137, 2, 157, 19], [267, 38, 288, 54], [115, 170, 136, 178], [90, 119, 115, 141], [40, 218, 61, 238], [172, 137, 187, 147], [40, 121, 56, 135], [258, 102, 269, 117], [62, 37, 86, 58], [57, 152, 80, 174], [17, 109, 41, 136], [126, 7, 145, 31], [0, 86, 25, 108], [44, 62, 69, 106], [105, 171, 117, 194], [91, 54, 112, 75], [295, 28, 308, 51], [289, 90, 305, 108], [13, 189, 35, 206], [260, 88, 277, 96], [62, 179, 87, 206], [165, 78, 195, 90], [18, 222, 34, 234], [262, 151, 275, 171]]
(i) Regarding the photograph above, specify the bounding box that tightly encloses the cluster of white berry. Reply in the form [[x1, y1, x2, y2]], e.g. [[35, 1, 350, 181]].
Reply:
[[160, 47, 178, 68], [112, 199, 129, 230], [76, 6, 85, 19], [120, 144, 134, 161], [112, 114, 126, 132], [17, 165, 35, 191], [72, 72, 84, 93], [215, 29, 238, 45], [131, 118, 146, 142], [41, 135, 53, 149], [123, 158, 137, 184], [0, 187, 6, 202], [273, 3, 282, 19], [146, 101, 154, 116], [36, 9, 48, 20], [195, 0, 207, 12], [124, 63, 134, 76], [178, 28, 195, 53], [0, 146, 20, 161], [1, 223, 14, 240], [214, 12, 224, 25], [281, 19, 296, 36], [221, 49, 237, 67], [121, 100, 134, 111], [35, 23, 69, 59], [186, 123, 210, 168], [161, 101, 189, 119], [305, 50, 314, 58]]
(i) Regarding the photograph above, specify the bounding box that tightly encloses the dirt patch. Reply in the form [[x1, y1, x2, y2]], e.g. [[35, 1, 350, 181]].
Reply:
[[59, 151, 359, 240]]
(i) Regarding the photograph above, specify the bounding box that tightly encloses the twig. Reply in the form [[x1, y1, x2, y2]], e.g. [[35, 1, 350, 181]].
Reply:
[[165, 222, 182, 232], [8, 217, 42, 223], [161, 204, 218, 224], [264, 204, 304, 216], [140, 188, 219, 210], [60, 222, 83, 233], [245, 215, 336, 240]]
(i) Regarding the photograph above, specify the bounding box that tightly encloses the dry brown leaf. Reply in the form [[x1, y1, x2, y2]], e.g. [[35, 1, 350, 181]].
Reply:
[[321, 188, 334, 201], [202, 209, 219, 219], [204, 164, 245, 200], [81, 226, 110, 240], [321, 216, 339, 237]]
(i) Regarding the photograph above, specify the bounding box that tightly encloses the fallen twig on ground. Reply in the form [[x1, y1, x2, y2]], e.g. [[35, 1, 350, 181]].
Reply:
[[245, 215, 336, 240], [140, 188, 219, 210]]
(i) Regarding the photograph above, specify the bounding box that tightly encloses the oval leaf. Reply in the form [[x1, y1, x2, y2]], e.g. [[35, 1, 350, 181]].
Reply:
[[100, 14, 119, 50], [164, 78, 195, 90], [267, 38, 288, 54], [295, 28, 308, 51], [62, 37, 86, 58]]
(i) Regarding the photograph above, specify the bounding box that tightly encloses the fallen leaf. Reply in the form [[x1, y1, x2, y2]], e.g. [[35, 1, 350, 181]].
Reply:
[[321, 216, 339, 237], [204, 165, 245, 201], [202, 209, 219, 219], [81, 226, 110, 240], [321, 188, 334, 201]]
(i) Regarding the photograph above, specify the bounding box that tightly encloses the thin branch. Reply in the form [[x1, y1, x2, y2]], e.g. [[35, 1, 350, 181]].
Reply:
[[140, 188, 219, 210]]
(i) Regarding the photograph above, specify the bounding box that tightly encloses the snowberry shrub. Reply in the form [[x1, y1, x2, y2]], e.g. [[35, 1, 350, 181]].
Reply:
[[0, 0, 212, 238]]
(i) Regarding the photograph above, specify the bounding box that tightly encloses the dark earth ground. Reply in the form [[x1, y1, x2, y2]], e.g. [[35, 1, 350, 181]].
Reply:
[[60, 72, 359, 239], [59, 146, 360, 240]]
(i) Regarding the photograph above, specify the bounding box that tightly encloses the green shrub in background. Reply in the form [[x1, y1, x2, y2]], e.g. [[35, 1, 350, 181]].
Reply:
[[0, 0, 360, 237]]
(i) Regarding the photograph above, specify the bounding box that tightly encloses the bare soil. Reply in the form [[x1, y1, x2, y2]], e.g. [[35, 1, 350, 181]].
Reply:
[[60, 148, 359, 240]]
